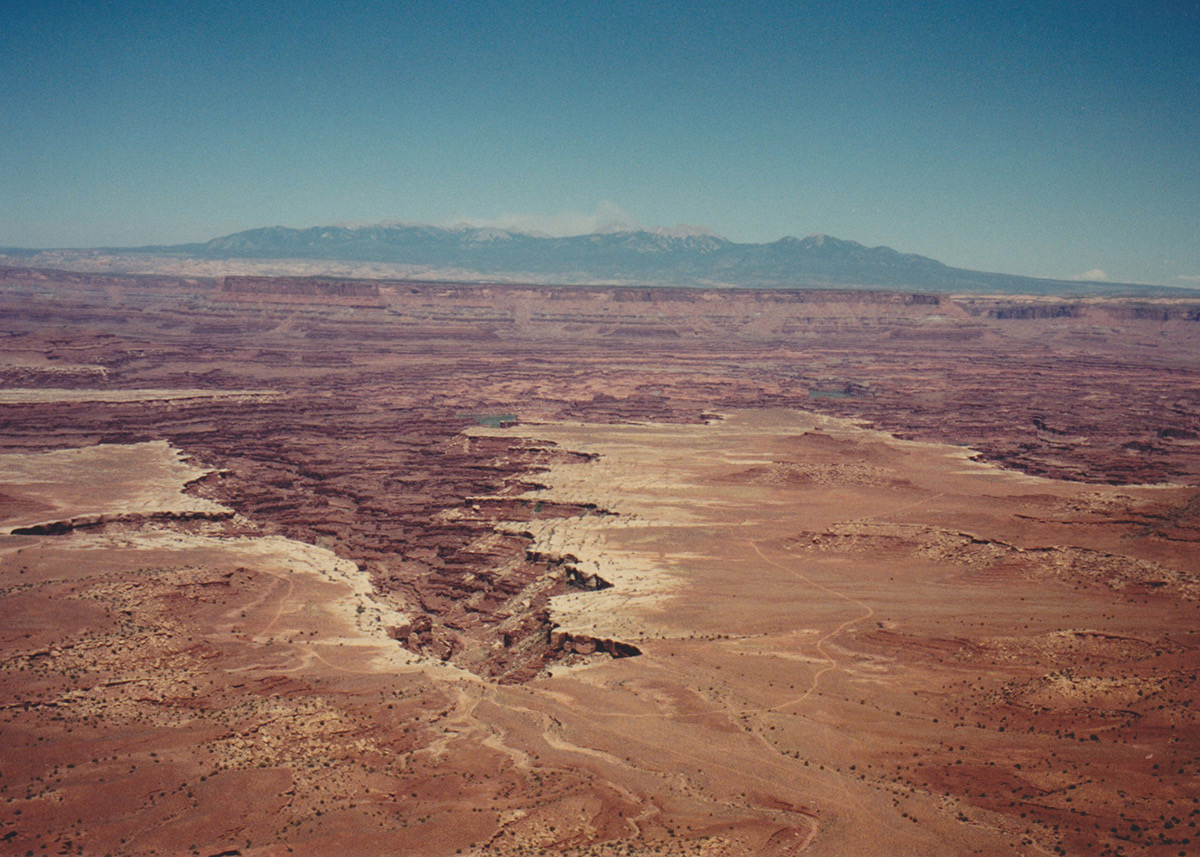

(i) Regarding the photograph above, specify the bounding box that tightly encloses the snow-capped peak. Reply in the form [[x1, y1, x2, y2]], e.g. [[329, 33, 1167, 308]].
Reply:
[[645, 224, 719, 240]]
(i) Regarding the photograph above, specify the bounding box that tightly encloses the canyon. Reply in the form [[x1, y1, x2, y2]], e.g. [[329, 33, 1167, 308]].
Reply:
[[0, 266, 1198, 856]]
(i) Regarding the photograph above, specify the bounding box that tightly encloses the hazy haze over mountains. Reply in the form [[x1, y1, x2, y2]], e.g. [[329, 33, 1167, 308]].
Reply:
[[98, 222, 1176, 295]]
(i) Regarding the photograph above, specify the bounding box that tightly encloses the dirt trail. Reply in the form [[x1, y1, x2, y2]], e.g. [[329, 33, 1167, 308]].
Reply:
[[744, 539, 875, 710]]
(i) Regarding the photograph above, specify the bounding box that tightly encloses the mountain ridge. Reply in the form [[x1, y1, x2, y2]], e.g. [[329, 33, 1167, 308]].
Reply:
[[19, 223, 1187, 295]]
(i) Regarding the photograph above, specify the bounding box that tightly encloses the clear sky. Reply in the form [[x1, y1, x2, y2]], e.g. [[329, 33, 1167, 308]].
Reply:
[[3, 0, 1198, 285]]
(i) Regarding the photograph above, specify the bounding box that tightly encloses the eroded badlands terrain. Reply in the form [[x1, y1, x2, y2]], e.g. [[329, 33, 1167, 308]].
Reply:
[[0, 267, 1198, 857]]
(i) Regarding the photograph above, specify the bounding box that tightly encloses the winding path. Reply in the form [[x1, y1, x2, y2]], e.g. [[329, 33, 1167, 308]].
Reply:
[[744, 539, 875, 710]]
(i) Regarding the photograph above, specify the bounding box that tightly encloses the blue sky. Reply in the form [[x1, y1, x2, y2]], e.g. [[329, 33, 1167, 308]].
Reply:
[[3, 0, 1198, 285]]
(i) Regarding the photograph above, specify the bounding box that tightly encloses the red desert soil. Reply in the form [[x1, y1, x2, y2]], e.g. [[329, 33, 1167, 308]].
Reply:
[[0, 266, 1198, 857]]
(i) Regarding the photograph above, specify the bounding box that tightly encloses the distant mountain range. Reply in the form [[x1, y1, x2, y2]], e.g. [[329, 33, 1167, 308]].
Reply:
[[23, 223, 1186, 295]]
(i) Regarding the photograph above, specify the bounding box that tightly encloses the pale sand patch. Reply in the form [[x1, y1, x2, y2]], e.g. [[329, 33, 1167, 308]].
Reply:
[[0, 440, 230, 532], [0, 356, 109, 374], [0, 388, 277, 403]]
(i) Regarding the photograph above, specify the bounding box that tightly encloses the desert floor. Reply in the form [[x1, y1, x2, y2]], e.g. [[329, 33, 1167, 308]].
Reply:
[[1, 269, 1198, 856]]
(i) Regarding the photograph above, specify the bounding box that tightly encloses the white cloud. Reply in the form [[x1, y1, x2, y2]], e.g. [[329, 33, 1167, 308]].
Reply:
[[1068, 268, 1109, 282], [447, 200, 638, 237]]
